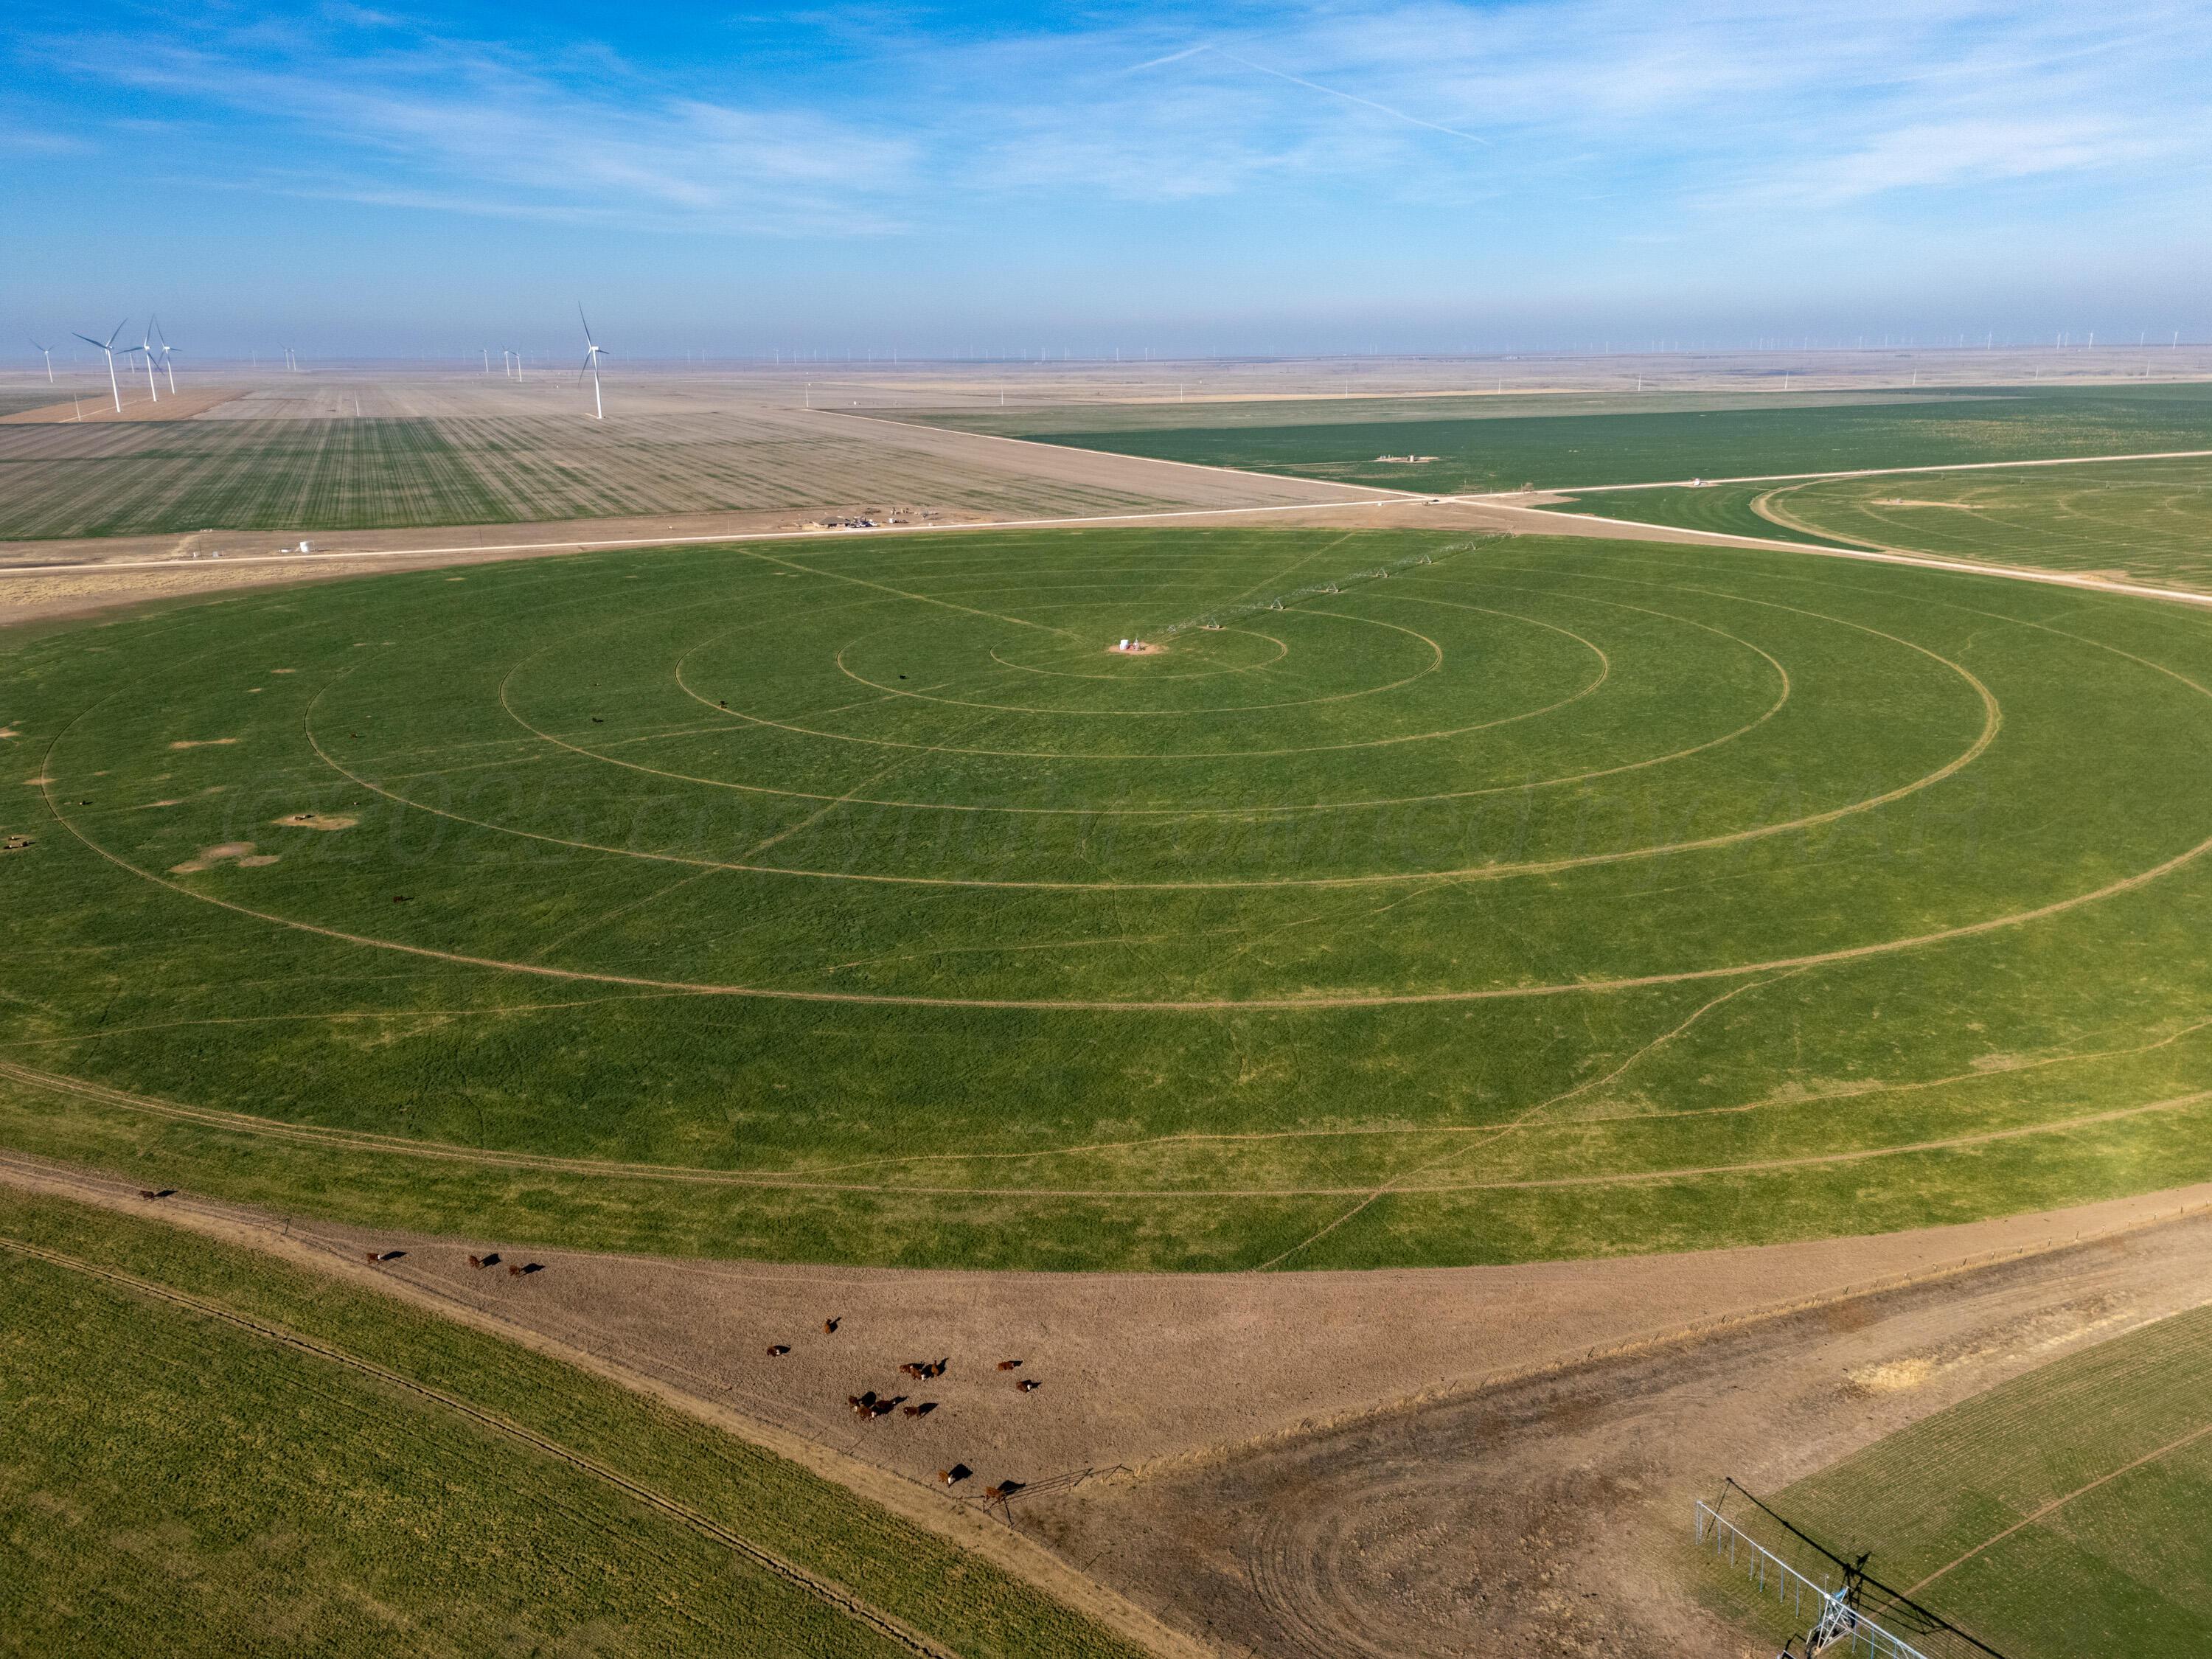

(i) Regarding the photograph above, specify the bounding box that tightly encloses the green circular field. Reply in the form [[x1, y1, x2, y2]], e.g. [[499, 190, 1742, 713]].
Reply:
[[5, 526, 2212, 1269]]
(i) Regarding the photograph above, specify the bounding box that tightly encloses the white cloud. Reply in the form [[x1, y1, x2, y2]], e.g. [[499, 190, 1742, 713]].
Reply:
[[24, 1, 2212, 229], [36, 23, 917, 234]]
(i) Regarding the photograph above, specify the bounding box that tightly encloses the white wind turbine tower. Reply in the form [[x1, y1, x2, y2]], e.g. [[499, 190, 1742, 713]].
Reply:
[[29, 339, 54, 382], [72, 319, 128, 413], [152, 316, 178, 393], [577, 305, 609, 419], [131, 322, 160, 401]]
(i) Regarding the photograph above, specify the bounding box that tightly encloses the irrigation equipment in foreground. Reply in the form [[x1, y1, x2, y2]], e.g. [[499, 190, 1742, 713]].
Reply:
[[1155, 532, 1509, 639], [1694, 1481, 2008, 1659]]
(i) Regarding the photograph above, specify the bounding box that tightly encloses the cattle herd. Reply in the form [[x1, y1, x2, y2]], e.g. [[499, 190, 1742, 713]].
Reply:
[[360, 1247, 1041, 1510]]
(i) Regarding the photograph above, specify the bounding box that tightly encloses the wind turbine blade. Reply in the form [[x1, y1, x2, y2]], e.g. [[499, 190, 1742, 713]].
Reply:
[[73, 333, 106, 349], [578, 303, 594, 346], [107, 320, 129, 348]]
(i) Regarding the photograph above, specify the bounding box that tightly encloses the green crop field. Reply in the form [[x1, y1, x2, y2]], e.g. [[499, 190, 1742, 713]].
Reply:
[[1545, 457, 2212, 591], [6, 524, 2212, 1270], [1530, 480, 1856, 546], [912, 383, 2212, 497], [1738, 1301, 2212, 1658], [1758, 459, 2212, 588], [0, 1189, 1144, 1658]]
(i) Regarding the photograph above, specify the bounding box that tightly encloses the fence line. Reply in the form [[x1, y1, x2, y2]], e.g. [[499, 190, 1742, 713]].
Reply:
[[1695, 1501, 1933, 1659]]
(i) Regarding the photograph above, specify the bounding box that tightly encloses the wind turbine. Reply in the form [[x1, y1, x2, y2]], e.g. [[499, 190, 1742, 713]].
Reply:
[[577, 305, 608, 419], [152, 316, 178, 393], [29, 339, 53, 382], [72, 319, 128, 413], [132, 321, 160, 401]]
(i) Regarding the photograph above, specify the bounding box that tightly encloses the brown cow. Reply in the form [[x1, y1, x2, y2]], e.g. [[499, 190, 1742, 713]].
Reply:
[[984, 1480, 1025, 1503], [765, 1344, 790, 1357], [902, 1402, 936, 1419], [996, 1359, 1022, 1371], [822, 1317, 841, 1335], [936, 1464, 971, 1486]]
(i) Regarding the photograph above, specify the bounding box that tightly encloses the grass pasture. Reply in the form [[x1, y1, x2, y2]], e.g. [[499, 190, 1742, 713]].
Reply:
[[1747, 1301, 2212, 1658], [921, 383, 2212, 497], [0, 1189, 1143, 1659], [7, 524, 2212, 1269]]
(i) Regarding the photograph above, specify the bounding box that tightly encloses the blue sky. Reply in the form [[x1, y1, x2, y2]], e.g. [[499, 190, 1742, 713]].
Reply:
[[8, 2, 2211, 358]]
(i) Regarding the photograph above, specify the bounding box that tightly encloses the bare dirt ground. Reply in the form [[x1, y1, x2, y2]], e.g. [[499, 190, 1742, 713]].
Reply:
[[1, 1148, 2205, 1656], [1059, 1219, 2212, 1659], [0, 386, 242, 424]]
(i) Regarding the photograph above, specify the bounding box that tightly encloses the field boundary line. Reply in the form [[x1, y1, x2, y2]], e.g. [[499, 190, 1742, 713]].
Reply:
[[1531, 448, 2212, 495], [0, 1231, 963, 1659], [1481, 498, 2212, 611], [4, 1055, 2207, 1200], [0, 1156, 1214, 1659]]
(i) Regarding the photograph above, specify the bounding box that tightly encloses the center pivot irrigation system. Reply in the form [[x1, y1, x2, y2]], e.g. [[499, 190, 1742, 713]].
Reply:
[[1694, 1484, 2008, 1659], [1155, 533, 1506, 639]]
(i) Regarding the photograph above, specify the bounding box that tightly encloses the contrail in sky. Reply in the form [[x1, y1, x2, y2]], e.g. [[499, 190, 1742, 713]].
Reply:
[[1195, 44, 1493, 147]]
